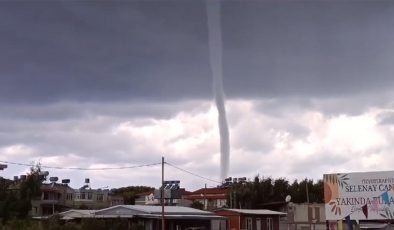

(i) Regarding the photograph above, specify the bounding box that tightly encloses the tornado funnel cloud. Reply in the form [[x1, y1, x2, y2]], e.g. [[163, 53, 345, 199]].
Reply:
[[206, 0, 230, 182]]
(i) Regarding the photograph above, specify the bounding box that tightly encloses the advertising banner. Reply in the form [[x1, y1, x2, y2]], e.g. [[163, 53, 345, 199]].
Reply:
[[324, 171, 394, 220]]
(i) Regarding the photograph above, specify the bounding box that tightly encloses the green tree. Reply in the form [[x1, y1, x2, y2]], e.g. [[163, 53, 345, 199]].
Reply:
[[256, 176, 274, 205], [272, 178, 290, 202], [18, 164, 45, 218], [289, 180, 302, 203], [0, 177, 13, 223], [228, 176, 324, 208], [111, 186, 154, 204], [190, 201, 204, 210], [0, 163, 44, 222], [308, 179, 324, 203], [289, 179, 323, 203]]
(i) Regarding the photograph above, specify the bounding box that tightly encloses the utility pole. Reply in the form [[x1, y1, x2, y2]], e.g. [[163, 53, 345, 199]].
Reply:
[[161, 156, 165, 230]]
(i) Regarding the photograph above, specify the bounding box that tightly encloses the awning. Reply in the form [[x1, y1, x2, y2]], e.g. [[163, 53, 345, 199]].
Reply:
[[136, 214, 227, 220]]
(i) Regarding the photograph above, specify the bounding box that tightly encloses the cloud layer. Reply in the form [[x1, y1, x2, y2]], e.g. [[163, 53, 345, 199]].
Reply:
[[1, 0, 394, 190], [1, 96, 394, 190], [1, 1, 394, 104]]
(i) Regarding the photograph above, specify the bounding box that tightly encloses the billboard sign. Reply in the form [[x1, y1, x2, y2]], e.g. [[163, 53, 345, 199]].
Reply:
[[324, 171, 394, 220]]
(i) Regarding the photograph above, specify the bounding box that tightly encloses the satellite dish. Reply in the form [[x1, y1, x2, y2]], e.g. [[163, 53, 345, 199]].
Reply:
[[285, 195, 292, 202]]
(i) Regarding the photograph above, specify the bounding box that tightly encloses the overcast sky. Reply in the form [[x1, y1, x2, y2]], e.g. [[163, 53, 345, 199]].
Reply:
[[1, 0, 394, 191]]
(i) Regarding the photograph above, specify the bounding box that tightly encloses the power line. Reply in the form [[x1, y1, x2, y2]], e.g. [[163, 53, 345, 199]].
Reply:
[[165, 162, 221, 184], [1, 159, 223, 184], [0, 160, 161, 171]]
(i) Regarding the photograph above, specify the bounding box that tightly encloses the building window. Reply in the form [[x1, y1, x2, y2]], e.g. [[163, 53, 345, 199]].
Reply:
[[43, 192, 59, 200], [256, 218, 261, 230], [217, 199, 226, 207], [267, 217, 273, 230], [66, 193, 73, 200], [97, 194, 104, 201], [74, 192, 94, 201], [246, 217, 252, 230], [111, 200, 117, 205]]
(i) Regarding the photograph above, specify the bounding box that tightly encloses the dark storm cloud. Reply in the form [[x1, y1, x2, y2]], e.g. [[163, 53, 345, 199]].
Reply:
[[1, 0, 394, 105], [0, 0, 211, 104], [0, 112, 160, 164], [0, 100, 207, 121], [252, 91, 394, 118], [222, 0, 394, 98]]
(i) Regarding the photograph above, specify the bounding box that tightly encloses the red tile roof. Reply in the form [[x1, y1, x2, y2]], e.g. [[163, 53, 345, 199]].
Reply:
[[190, 187, 229, 195], [184, 187, 229, 200]]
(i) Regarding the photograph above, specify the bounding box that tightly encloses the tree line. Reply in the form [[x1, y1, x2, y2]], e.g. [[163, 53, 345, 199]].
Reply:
[[110, 186, 154, 204], [227, 176, 324, 209]]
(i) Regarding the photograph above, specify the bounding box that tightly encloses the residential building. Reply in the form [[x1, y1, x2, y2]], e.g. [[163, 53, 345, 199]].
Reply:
[[215, 209, 286, 230], [135, 189, 193, 207], [258, 202, 326, 230], [31, 183, 74, 216], [184, 187, 229, 210], [286, 203, 326, 230], [29, 179, 123, 216], [51, 205, 227, 230], [135, 190, 158, 205]]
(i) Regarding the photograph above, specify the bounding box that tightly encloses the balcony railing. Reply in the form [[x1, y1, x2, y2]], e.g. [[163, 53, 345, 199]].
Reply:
[[40, 199, 61, 205]]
